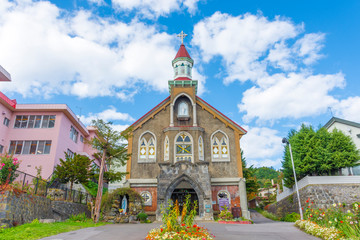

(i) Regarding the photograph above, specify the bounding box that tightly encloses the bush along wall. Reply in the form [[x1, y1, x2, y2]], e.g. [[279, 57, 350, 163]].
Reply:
[[268, 183, 360, 218]]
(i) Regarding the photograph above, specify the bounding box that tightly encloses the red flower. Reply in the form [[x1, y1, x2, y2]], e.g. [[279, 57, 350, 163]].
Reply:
[[181, 223, 185, 227], [340, 221, 343, 223], [160, 228, 163, 232], [306, 199, 309, 203], [193, 224, 197, 228]]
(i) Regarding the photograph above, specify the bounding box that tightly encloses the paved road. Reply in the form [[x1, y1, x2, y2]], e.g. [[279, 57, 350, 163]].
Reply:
[[40, 211, 318, 240]]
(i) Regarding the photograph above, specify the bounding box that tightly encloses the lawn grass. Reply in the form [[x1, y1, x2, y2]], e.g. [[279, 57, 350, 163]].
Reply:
[[0, 219, 109, 240], [254, 207, 281, 221]]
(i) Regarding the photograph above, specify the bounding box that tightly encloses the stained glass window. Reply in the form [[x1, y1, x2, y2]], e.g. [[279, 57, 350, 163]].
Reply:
[[138, 132, 156, 162], [164, 136, 169, 161], [211, 131, 230, 161], [199, 136, 204, 161], [175, 132, 192, 162]]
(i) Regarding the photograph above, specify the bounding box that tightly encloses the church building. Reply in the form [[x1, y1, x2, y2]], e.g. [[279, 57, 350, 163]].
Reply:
[[125, 33, 249, 220]]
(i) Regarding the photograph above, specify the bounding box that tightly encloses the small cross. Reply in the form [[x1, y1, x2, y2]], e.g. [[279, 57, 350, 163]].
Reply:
[[177, 31, 188, 44]]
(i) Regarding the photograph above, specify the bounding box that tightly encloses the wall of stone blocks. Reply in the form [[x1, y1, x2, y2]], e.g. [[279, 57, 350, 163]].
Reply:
[[268, 184, 360, 218], [0, 190, 52, 227], [0, 191, 91, 227], [52, 201, 90, 221]]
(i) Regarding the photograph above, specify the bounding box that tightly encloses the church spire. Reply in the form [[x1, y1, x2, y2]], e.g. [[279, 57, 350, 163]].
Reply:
[[172, 31, 194, 81], [168, 31, 198, 94]]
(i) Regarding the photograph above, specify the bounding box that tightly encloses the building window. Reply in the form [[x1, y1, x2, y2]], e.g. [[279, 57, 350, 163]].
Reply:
[[138, 131, 156, 163], [3, 117, 10, 127], [175, 132, 193, 162], [140, 191, 152, 206], [0, 144, 3, 154], [70, 126, 79, 143], [14, 115, 55, 129], [198, 136, 204, 161], [80, 135, 84, 143], [211, 131, 230, 162], [9, 140, 51, 155], [164, 136, 169, 161], [67, 149, 74, 158]]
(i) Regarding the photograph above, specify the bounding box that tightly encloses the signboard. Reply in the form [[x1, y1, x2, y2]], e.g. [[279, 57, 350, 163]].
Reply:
[[212, 201, 216, 205], [218, 197, 230, 211], [205, 204, 211, 209]]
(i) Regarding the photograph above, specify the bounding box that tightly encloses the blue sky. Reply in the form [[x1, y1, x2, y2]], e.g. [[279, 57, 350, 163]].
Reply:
[[1, 0, 360, 169]]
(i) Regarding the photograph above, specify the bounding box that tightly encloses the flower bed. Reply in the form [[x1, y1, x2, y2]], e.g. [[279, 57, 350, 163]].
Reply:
[[295, 220, 345, 240], [146, 195, 214, 240], [218, 220, 252, 224], [146, 224, 214, 240], [298, 199, 360, 239]]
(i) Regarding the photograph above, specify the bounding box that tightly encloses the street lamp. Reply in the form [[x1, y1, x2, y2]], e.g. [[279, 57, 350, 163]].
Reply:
[[282, 137, 303, 220]]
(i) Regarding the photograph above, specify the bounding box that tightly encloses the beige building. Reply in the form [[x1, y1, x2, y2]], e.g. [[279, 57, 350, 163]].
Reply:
[[124, 38, 249, 220]]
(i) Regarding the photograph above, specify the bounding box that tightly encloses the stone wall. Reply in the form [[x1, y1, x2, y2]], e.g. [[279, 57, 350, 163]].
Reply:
[[268, 183, 360, 218], [0, 191, 91, 227], [52, 201, 90, 221], [0, 191, 52, 227]]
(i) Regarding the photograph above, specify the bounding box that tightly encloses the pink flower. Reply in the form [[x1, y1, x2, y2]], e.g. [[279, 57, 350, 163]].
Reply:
[[13, 158, 18, 161]]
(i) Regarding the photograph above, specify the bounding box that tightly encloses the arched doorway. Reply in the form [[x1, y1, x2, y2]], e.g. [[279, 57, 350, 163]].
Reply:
[[170, 180, 199, 214]]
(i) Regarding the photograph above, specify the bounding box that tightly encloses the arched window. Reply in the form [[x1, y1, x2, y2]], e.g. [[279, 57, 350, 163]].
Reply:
[[198, 136, 204, 161], [175, 132, 193, 162], [178, 101, 189, 117], [164, 136, 169, 161], [138, 131, 156, 163], [211, 131, 230, 162]]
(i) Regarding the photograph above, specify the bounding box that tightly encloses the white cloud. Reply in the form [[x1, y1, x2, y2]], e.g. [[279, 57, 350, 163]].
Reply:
[[111, 0, 200, 18], [192, 12, 345, 123], [80, 106, 135, 125], [241, 125, 283, 168], [333, 97, 360, 123], [293, 33, 325, 65], [0, 0, 205, 99], [248, 158, 282, 169], [87, 0, 105, 6], [192, 12, 301, 84], [239, 72, 345, 123]]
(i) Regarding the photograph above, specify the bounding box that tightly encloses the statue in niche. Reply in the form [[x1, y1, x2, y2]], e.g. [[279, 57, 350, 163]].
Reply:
[[178, 101, 189, 116]]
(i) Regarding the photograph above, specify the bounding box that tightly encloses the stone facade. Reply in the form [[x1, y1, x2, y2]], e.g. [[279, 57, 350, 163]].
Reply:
[[268, 184, 360, 218], [125, 43, 249, 220]]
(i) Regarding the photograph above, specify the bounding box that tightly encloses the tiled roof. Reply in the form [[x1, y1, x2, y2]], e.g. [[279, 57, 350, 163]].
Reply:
[[174, 44, 191, 59]]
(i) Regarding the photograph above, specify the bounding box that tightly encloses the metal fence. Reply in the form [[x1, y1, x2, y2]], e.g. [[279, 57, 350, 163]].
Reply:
[[12, 170, 92, 204]]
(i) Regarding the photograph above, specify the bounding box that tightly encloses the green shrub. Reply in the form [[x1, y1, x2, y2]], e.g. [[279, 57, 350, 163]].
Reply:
[[219, 206, 233, 221], [137, 212, 148, 222], [68, 213, 87, 222], [0, 154, 20, 185], [281, 212, 300, 222]]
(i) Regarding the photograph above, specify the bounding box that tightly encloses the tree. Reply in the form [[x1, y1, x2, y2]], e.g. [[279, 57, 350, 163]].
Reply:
[[53, 153, 93, 194], [89, 119, 129, 223], [282, 124, 360, 187], [241, 150, 260, 199]]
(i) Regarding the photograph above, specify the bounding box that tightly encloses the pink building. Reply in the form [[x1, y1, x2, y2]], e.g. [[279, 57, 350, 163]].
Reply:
[[0, 66, 99, 179]]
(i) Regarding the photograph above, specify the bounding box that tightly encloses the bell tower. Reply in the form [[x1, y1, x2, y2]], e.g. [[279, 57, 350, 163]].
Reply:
[[169, 31, 198, 127], [168, 31, 198, 95]]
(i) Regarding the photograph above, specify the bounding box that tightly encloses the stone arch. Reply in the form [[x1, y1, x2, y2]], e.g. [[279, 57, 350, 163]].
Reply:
[[164, 173, 205, 216], [172, 92, 195, 106]]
